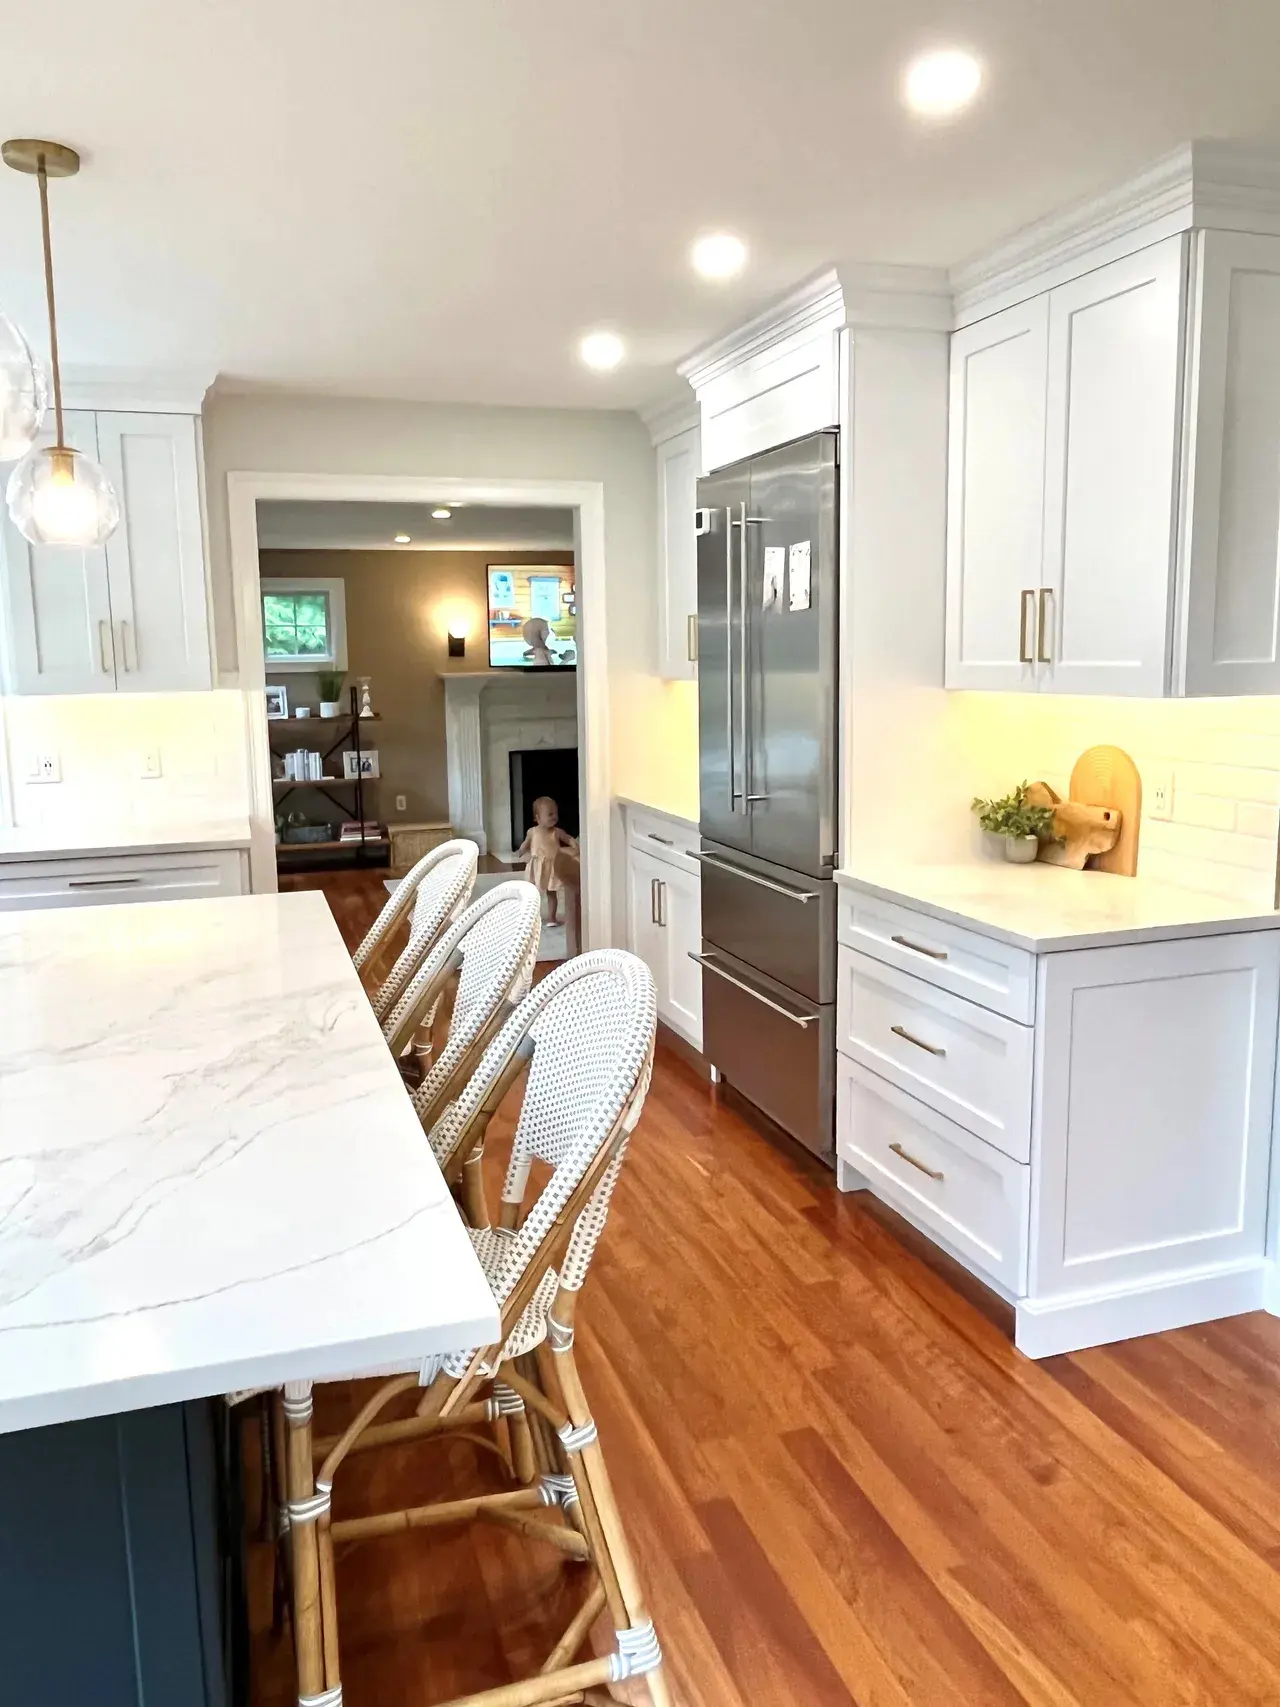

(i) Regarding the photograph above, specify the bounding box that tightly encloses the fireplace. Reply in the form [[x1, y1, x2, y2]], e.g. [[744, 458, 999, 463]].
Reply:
[[509, 747, 579, 848]]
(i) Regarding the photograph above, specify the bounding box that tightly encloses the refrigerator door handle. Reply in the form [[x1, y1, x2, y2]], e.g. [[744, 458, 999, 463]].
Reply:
[[738, 501, 749, 815], [689, 951, 818, 1028], [694, 850, 818, 903], [725, 505, 738, 814]]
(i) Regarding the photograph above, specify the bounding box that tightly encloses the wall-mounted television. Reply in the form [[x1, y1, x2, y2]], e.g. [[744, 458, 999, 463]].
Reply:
[[487, 564, 577, 669]]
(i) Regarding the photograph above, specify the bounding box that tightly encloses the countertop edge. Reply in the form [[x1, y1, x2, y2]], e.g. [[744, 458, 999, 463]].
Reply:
[[0, 822, 253, 864], [614, 796, 699, 831]]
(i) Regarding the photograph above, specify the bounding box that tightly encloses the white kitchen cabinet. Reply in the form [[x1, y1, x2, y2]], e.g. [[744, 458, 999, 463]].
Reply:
[[834, 877, 1280, 1356], [0, 409, 211, 696], [0, 846, 248, 910], [944, 299, 1048, 691], [655, 423, 701, 681], [623, 805, 702, 1050]]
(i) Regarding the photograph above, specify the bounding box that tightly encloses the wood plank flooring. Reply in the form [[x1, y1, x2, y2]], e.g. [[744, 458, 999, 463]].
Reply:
[[254, 871, 1280, 1707]]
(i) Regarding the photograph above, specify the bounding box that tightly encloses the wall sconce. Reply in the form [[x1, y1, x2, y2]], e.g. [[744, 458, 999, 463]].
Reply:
[[447, 627, 467, 658]]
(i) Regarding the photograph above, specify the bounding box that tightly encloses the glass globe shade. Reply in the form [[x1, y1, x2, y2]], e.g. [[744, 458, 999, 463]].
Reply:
[[0, 311, 47, 462], [6, 444, 120, 547]]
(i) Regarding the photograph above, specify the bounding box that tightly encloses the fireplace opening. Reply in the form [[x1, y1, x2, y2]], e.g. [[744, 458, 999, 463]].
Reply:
[[509, 747, 579, 848]]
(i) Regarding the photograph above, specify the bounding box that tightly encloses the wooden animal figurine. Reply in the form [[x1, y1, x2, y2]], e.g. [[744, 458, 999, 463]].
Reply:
[[514, 795, 577, 925], [1025, 781, 1123, 870]]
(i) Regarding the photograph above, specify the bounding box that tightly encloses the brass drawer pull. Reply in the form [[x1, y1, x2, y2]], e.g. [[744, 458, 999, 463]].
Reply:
[[890, 933, 947, 961], [1019, 588, 1035, 664], [687, 612, 698, 662], [67, 876, 144, 889], [889, 1142, 944, 1182], [891, 1023, 946, 1058], [1037, 587, 1053, 664]]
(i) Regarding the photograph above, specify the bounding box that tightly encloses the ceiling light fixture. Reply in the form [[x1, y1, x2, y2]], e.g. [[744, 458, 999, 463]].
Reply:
[[691, 232, 747, 281], [2, 140, 119, 547], [902, 48, 983, 118], [431, 508, 452, 521], [578, 330, 624, 371], [394, 532, 411, 544], [3, 141, 119, 548]]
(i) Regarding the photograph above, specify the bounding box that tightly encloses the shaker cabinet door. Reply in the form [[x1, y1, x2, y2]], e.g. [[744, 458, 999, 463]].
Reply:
[[0, 410, 116, 695], [627, 845, 668, 1012], [944, 298, 1049, 691], [657, 857, 702, 1049], [98, 412, 212, 692], [656, 424, 700, 681], [1039, 237, 1186, 696]]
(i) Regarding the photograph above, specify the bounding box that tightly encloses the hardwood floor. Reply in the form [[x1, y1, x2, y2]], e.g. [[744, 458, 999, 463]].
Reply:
[[254, 873, 1280, 1707]]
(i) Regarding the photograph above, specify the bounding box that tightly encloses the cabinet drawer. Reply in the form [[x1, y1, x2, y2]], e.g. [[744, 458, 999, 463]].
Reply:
[[0, 849, 244, 910], [837, 1060, 1029, 1294], [838, 888, 1035, 1023], [626, 807, 700, 871], [837, 948, 1032, 1162]]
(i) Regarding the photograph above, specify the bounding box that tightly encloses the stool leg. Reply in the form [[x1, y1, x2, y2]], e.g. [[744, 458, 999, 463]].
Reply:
[[282, 1381, 331, 1704]]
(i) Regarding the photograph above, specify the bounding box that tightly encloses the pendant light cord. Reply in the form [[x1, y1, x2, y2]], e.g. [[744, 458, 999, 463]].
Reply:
[[36, 153, 65, 449]]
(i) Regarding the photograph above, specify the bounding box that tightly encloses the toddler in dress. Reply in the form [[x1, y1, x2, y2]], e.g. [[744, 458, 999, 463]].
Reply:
[[515, 795, 577, 924]]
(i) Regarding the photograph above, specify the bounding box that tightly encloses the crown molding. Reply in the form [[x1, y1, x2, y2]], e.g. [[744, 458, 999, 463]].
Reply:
[[678, 268, 846, 391], [638, 386, 699, 445], [837, 262, 952, 332], [59, 367, 218, 415]]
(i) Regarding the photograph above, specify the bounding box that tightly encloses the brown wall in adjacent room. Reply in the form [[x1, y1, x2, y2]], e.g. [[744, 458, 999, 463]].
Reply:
[[260, 548, 574, 826]]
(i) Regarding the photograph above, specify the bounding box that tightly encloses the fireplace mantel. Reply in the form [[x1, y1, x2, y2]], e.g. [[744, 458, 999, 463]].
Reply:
[[439, 671, 578, 857]]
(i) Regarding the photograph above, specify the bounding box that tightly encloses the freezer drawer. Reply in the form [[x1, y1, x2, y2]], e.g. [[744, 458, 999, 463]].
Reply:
[[699, 839, 835, 1004], [696, 943, 834, 1159]]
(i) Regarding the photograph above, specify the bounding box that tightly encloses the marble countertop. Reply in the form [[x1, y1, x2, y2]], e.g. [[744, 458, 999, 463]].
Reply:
[[0, 891, 498, 1434], [838, 861, 1280, 952], [0, 819, 252, 863], [615, 796, 699, 830]]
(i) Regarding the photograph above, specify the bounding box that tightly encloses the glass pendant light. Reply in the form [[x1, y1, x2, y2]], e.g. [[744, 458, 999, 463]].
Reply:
[[0, 310, 47, 460], [2, 139, 119, 547]]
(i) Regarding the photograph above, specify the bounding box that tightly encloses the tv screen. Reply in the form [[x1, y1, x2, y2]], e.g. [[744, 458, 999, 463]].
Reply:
[[488, 564, 577, 669]]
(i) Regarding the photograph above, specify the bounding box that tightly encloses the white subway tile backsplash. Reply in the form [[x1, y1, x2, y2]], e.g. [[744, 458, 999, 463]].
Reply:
[[1170, 792, 1237, 832], [1235, 800, 1280, 841], [1170, 762, 1280, 805]]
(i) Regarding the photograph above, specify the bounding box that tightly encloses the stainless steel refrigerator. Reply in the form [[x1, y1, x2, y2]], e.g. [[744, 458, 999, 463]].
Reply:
[[694, 429, 839, 1162]]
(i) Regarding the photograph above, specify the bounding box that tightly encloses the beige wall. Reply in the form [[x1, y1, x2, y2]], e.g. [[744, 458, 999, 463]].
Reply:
[[260, 547, 573, 825], [202, 395, 701, 823]]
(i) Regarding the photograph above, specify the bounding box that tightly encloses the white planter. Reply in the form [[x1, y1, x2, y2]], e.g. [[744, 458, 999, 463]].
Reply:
[[319, 701, 342, 718], [1003, 834, 1040, 864]]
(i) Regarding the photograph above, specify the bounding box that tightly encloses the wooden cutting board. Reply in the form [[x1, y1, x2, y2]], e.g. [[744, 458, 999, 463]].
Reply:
[[1070, 745, 1142, 875]]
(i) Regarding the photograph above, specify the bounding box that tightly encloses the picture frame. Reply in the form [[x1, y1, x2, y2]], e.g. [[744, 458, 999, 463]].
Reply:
[[265, 684, 289, 719], [343, 749, 379, 780]]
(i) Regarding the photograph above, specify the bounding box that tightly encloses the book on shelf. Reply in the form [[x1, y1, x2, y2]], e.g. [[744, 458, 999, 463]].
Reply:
[[339, 819, 383, 842]]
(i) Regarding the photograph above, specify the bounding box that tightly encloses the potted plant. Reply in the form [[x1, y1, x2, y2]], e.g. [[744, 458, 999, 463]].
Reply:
[[971, 781, 1058, 864], [318, 673, 345, 718]]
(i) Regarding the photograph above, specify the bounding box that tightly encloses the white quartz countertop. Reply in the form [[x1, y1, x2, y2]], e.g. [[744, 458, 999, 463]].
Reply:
[[837, 862, 1280, 952], [0, 891, 499, 1434], [0, 819, 252, 863], [615, 796, 699, 832]]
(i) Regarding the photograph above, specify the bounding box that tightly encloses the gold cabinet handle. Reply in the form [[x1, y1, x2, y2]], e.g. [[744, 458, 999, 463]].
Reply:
[[687, 612, 698, 663], [118, 619, 133, 671], [891, 1023, 946, 1058], [1037, 587, 1053, 664], [1019, 588, 1036, 664], [890, 933, 948, 961], [98, 619, 113, 675], [657, 879, 667, 928], [889, 1141, 944, 1182], [650, 877, 659, 925]]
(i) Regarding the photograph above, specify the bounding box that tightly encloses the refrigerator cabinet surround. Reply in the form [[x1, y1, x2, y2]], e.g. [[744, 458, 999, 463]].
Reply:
[[698, 839, 836, 1005], [695, 430, 839, 880], [698, 943, 836, 1159]]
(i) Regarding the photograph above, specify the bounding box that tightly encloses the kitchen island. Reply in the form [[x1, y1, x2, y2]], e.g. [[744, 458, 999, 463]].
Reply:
[[0, 891, 498, 1703]]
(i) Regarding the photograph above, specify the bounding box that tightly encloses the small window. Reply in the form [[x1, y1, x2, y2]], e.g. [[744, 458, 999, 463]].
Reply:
[[260, 576, 348, 672]]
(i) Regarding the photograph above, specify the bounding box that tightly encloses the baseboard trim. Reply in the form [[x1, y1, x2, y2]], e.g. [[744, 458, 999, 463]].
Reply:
[[656, 1020, 710, 1078], [1015, 1261, 1267, 1358], [1263, 1260, 1280, 1317]]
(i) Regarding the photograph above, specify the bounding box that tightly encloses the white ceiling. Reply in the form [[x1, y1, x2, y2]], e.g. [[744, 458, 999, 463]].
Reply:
[[4, 1, 1280, 410], [257, 500, 574, 551]]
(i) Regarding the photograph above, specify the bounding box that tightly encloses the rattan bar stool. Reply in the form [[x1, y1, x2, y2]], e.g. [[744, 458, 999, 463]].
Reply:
[[359, 839, 478, 1025], [283, 952, 670, 1707]]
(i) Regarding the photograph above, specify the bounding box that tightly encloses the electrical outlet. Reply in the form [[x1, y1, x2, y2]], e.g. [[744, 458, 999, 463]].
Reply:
[[29, 752, 60, 783], [395, 794, 407, 812], [1149, 770, 1174, 820], [140, 749, 162, 780]]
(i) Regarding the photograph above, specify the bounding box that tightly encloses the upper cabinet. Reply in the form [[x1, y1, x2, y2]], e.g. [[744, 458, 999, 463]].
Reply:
[[946, 162, 1280, 699], [1, 409, 211, 695], [654, 422, 701, 681]]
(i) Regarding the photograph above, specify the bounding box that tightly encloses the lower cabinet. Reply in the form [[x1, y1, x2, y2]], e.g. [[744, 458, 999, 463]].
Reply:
[[835, 881, 1280, 1357], [0, 847, 248, 910], [623, 810, 702, 1050]]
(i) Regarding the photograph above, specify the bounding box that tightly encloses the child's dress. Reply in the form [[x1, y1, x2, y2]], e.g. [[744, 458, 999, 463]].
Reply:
[[524, 824, 564, 893]]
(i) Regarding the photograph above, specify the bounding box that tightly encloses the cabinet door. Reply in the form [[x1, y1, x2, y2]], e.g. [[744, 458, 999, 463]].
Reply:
[[0, 410, 116, 695], [1031, 931, 1279, 1302], [1040, 238, 1186, 696], [1179, 231, 1280, 696], [656, 424, 700, 681], [944, 299, 1048, 690], [626, 845, 668, 1009], [657, 859, 702, 1047], [98, 413, 212, 692]]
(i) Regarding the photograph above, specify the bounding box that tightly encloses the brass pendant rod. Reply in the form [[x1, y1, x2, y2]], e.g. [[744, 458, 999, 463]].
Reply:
[[35, 152, 64, 449]]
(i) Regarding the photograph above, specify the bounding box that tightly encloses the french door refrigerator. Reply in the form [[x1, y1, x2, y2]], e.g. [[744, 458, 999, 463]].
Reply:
[[695, 429, 839, 1161]]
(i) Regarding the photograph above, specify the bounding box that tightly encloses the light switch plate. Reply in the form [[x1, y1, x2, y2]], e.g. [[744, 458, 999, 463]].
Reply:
[[29, 752, 60, 783], [140, 749, 163, 780], [1148, 769, 1173, 820]]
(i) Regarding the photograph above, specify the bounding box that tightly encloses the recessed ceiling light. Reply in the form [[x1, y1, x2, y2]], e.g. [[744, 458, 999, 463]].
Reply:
[[903, 48, 983, 118], [691, 232, 747, 281], [579, 330, 625, 371], [431, 508, 452, 520], [394, 532, 411, 544]]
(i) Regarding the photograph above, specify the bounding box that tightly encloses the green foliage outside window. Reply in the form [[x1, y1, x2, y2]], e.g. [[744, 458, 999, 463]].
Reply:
[[263, 592, 330, 660]]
